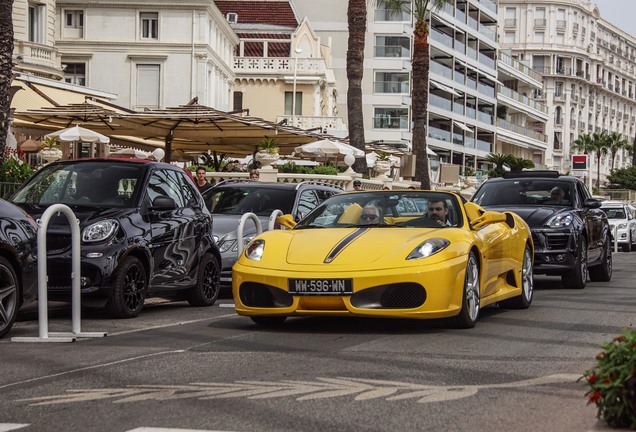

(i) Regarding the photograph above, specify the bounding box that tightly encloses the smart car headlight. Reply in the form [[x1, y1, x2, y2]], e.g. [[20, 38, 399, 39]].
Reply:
[[546, 213, 573, 227], [82, 219, 119, 243], [245, 239, 265, 261], [406, 238, 450, 260]]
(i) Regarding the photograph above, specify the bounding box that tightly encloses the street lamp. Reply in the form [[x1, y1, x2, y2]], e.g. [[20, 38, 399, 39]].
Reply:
[[292, 48, 302, 127]]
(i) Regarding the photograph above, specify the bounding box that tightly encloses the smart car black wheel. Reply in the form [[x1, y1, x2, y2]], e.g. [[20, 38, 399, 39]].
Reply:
[[0, 257, 20, 338], [251, 316, 287, 326], [107, 256, 147, 318], [500, 244, 533, 309], [562, 236, 587, 289], [453, 251, 480, 329], [187, 253, 220, 307], [589, 234, 612, 282]]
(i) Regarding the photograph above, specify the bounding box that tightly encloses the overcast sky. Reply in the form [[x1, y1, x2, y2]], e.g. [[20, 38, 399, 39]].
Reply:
[[592, 0, 636, 37]]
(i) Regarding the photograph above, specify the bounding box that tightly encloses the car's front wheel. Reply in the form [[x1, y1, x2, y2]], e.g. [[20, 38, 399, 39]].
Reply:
[[453, 251, 480, 329], [562, 236, 587, 289], [107, 256, 147, 318], [500, 244, 534, 309], [0, 257, 20, 338], [589, 233, 612, 282], [187, 253, 220, 307]]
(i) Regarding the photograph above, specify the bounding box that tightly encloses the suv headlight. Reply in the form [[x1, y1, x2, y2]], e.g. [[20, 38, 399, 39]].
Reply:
[[617, 223, 627, 230], [82, 219, 119, 242], [546, 213, 573, 227]]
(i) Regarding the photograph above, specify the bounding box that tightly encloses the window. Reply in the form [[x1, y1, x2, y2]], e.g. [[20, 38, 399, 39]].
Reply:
[[556, 33, 565, 45], [28, 3, 45, 43], [555, 81, 564, 96], [136, 65, 160, 108], [374, 71, 410, 93], [375, 35, 410, 58], [65, 10, 84, 28], [504, 7, 516, 26], [233, 91, 243, 111], [555, 107, 563, 125], [535, 32, 545, 43], [147, 170, 188, 208], [375, 3, 411, 21], [63, 63, 86, 86], [140, 12, 158, 40], [284, 92, 302, 115], [535, 7, 546, 27], [373, 107, 409, 129], [226, 13, 237, 23], [504, 31, 516, 44]]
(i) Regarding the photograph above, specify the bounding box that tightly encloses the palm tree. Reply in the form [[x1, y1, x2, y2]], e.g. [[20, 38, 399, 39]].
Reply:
[[346, 0, 368, 174], [606, 131, 628, 170], [485, 153, 509, 178], [571, 132, 595, 186], [506, 155, 535, 172], [0, 0, 14, 157], [590, 132, 610, 189], [378, 0, 446, 190]]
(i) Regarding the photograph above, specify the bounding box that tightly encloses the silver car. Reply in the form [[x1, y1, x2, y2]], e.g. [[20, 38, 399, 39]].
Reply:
[[600, 201, 636, 252]]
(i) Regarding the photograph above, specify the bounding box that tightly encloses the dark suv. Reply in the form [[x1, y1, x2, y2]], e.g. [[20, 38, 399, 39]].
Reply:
[[202, 180, 342, 284], [10, 158, 221, 318], [471, 171, 612, 289]]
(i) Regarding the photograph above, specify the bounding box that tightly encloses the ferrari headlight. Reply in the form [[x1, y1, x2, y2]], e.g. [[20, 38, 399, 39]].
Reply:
[[546, 213, 573, 227], [82, 219, 118, 243], [245, 239, 265, 261], [407, 238, 450, 260], [617, 223, 627, 230]]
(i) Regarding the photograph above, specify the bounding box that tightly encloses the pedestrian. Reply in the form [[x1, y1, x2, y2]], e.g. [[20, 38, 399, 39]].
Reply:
[[195, 166, 212, 194], [353, 180, 362, 191], [249, 169, 260, 181]]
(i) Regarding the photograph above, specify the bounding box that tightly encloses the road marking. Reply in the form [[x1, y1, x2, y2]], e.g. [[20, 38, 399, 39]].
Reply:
[[17, 374, 581, 406], [128, 429, 234, 432], [0, 425, 29, 432], [108, 313, 239, 336], [218, 303, 235, 308]]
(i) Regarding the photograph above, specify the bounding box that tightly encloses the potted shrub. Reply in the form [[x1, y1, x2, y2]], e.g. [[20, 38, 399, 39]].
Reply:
[[38, 137, 63, 164], [255, 138, 279, 167], [373, 151, 392, 178], [579, 328, 636, 429]]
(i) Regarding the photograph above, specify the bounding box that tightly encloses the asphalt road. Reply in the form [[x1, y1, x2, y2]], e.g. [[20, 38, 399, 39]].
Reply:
[[1, 254, 634, 432]]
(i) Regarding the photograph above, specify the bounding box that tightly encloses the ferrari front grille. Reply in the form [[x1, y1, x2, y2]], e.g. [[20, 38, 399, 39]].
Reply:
[[350, 283, 426, 309]]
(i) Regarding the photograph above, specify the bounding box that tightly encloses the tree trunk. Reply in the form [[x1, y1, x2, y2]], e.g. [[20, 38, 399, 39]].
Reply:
[[411, 18, 431, 190], [346, 0, 367, 174], [0, 0, 15, 159]]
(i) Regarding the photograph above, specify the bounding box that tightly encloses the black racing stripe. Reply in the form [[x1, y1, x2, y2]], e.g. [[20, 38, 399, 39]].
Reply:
[[324, 228, 369, 263]]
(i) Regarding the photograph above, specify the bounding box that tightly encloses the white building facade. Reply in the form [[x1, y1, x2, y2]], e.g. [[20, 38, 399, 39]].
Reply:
[[499, 0, 636, 184], [54, 0, 239, 110]]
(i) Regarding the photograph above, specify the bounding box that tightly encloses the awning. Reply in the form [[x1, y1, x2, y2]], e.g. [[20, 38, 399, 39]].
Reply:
[[453, 121, 473, 133], [430, 80, 460, 97]]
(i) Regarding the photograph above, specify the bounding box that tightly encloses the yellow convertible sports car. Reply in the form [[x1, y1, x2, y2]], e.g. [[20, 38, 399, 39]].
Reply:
[[232, 190, 533, 328]]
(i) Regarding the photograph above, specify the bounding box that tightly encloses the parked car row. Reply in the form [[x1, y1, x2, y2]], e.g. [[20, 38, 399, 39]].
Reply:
[[0, 162, 616, 337]]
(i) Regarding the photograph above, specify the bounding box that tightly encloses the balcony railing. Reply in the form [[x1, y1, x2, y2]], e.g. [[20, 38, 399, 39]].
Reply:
[[498, 52, 543, 81], [504, 19, 517, 27], [498, 85, 548, 114], [276, 115, 346, 131], [534, 18, 547, 27], [374, 81, 410, 94], [497, 118, 547, 142], [234, 57, 326, 74]]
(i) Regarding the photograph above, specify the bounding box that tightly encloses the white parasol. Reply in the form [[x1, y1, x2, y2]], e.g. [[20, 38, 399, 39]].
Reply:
[[294, 139, 365, 158], [45, 125, 110, 143]]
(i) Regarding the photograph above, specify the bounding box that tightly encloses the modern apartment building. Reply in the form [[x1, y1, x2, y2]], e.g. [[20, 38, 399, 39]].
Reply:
[[53, 0, 238, 110], [214, 0, 344, 134], [293, 0, 552, 178], [499, 0, 636, 185]]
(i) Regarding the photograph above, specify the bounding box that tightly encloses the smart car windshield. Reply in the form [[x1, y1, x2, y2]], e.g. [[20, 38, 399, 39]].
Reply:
[[12, 161, 144, 208], [295, 191, 461, 228], [472, 180, 573, 207]]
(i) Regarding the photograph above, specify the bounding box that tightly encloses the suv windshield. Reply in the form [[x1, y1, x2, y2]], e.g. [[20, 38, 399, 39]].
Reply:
[[12, 161, 144, 208], [207, 187, 296, 216], [600, 208, 626, 219], [472, 180, 573, 207]]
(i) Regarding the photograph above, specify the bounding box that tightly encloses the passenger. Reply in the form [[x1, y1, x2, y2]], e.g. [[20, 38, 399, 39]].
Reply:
[[359, 206, 381, 225], [549, 187, 564, 204]]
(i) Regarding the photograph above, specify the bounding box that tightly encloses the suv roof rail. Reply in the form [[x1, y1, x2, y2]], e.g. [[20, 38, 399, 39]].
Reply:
[[212, 178, 260, 187], [502, 170, 560, 179]]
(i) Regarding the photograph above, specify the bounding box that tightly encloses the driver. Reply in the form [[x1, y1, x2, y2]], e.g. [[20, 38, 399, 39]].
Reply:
[[359, 206, 381, 225], [549, 187, 564, 203], [427, 199, 450, 226]]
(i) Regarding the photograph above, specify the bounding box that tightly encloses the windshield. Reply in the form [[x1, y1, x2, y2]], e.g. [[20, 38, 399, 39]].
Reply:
[[600, 208, 626, 219], [11, 162, 144, 208], [206, 187, 296, 216], [472, 180, 573, 207], [295, 191, 462, 229]]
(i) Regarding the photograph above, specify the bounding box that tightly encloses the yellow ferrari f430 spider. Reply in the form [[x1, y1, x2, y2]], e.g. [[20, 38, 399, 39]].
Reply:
[[232, 190, 533, 328]]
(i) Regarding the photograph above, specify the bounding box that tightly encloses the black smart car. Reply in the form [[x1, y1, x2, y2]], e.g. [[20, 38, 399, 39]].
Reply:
[[10, 158, 221, 318], [471, 171, 612, 289], [0, 199, 38, 338]]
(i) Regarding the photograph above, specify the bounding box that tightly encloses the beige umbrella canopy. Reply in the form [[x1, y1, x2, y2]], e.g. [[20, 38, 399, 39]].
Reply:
[[14, 98, 334, 162], [19, 138, 44, 152]]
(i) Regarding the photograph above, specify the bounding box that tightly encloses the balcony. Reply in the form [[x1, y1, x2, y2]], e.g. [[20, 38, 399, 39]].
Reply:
[[276, 115, 346, 132], [534, 18, 547, 28], [504, 19, 517, 28], [234, 57, 326, 75], [556, 20, 567, 31]]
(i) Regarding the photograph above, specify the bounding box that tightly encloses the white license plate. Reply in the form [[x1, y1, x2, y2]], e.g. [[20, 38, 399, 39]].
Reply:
[[288, 278, 353, 295]]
